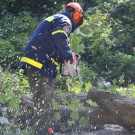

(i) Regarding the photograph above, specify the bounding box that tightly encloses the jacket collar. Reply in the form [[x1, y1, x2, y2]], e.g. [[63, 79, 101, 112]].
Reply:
[[61, 10, 74, 32]]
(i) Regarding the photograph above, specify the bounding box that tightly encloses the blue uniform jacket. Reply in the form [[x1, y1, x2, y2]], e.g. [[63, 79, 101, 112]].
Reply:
[[19, 10, 74, 80]]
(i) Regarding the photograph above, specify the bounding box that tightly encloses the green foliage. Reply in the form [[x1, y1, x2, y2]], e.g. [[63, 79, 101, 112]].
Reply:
[[67, 120, 75, 126], [1, 0, 62, 15], [86, 99, 98, 107], [79, 116, 89, 127], [81, 1, 135, 85], [0, 67, 29, 116], [54, 112, 61, 121], [0, 11, 39, 68], [0, 124, 34, 135], [66, 77, 92, 94], [69, 30, 85, 54], [109, 79, 135, 98], [69, 98, 83, 111], [67, 79, 83, 93], [85, 82, 92, 93]]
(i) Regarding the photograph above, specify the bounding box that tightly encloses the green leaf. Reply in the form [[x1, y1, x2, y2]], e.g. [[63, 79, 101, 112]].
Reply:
[[119, 75, 125, 84], [71, 98, 80, 104], [70, 111, 79, 121], [132, 93, 135, 98], [0, 93, 6, 103], [68, 120, 75, 126], [72, 85, 82, 93], [85, 82, 92, 92], [79, 117, 88, 125], [86, 99, 98, 107], [54, 112, 61, 120], [69, 103, 79, 111], [90, 101, 98, 107], [52, 100, 59, 110], [8, 98, 20, 110]]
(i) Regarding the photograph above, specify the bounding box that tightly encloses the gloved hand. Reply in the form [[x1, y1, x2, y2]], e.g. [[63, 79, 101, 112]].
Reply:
[[62, 61, 77, 77], [62, 53, 80, 77]]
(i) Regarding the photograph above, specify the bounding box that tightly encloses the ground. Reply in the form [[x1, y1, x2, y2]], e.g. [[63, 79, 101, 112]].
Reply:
[[54, 124, 135, 135]]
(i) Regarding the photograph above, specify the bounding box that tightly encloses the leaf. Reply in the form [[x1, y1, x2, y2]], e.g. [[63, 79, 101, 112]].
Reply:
[[112, 79, 116, 85], [54, 112, 61, 120], [119, 75, 125, 84], [0, 93, 6, 102], [85, 82, 92, 92], [71, 98, 80, 104], [86, 99, 98, 107], [132, 93, 135, 98], [72, 85, 81, 93], [90, 101, 98, 107], [68, 120, 75, 126], [69, 80, 83, 94], [69, 103, 79, 111], [52, 100, 59, 110], [79, 117, 88, 125], [70, 111, 79, 121], [69, 98, 83, 111], [8, 98, 20, 110]]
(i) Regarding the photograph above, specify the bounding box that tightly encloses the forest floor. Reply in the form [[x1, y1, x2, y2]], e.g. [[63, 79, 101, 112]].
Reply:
[[55, 124, 135, 135]]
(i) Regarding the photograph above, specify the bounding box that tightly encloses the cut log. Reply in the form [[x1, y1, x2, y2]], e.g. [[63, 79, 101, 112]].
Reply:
[[87, 87, 135, 131]]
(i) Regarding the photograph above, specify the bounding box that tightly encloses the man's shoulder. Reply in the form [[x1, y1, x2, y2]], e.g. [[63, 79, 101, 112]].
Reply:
[[53, 14, 71, 25]]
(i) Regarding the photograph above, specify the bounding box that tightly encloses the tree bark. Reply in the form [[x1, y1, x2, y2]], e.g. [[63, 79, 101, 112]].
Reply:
[[87, 87, 135, 131]]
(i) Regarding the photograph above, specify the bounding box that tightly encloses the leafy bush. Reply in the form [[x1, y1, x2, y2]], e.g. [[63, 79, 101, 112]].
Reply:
[[0, 67, 29, 117], [0, 11, 39, 69], [81, 1, 135, 86]]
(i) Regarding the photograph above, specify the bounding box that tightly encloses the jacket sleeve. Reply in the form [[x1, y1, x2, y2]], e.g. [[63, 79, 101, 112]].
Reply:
[[52, 21, 73, 60]]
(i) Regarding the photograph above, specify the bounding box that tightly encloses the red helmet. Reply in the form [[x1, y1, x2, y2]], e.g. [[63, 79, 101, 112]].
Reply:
[[65, 2, 83, 22]]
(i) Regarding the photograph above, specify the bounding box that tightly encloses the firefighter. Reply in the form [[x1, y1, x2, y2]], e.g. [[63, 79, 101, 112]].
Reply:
[[19, 2, 84, 135]]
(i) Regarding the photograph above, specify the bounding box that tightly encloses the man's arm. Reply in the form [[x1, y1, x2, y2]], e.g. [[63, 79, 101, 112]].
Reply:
[[52, 22, 73, 60]]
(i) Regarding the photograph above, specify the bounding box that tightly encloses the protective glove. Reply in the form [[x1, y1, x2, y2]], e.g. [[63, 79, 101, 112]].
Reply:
[[62, 53, 80, 77], [62, 61, 77, 77]]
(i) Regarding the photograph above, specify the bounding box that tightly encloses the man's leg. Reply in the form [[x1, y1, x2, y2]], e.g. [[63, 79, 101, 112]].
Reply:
[[26, 68, 55, 134]]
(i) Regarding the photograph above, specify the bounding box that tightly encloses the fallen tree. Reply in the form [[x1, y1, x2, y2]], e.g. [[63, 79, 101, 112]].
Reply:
[[87, 87, 135, 132], [20, 87, 135, 132]]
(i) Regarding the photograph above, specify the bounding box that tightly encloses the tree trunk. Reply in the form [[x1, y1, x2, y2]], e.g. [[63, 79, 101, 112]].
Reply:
[[87, 87, 135, 131]]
